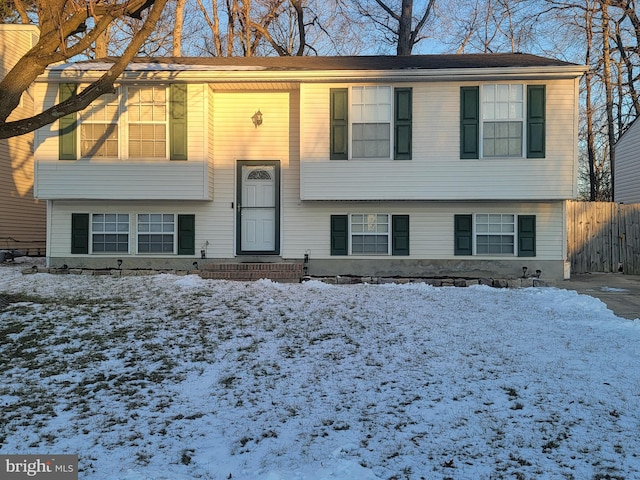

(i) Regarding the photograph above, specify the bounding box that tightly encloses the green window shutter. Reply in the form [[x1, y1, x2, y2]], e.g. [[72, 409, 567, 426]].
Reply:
[[518, 215, 536, 257], [460, 86, 479, 159], [330, 88, 348, 160], [392, 215, 410, 255], [177, 214, 195, 255], [59, 83, 77, 160], [454, 214, 473, 255], [170, 84, 188, 160], [71, 213, 89, 254], [527, 85, 545, 158], [330, 215, 348, 255], [394, 88, 412, 160]]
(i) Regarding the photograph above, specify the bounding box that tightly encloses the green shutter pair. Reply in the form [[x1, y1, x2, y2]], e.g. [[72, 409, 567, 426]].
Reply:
[[330, 214, 410, 255], [460, 85, 545, 159], [71, 213, 196, 255], [330, 88, 412, 160], [58, 84, 188, 160], [454, 214, 536, 256]]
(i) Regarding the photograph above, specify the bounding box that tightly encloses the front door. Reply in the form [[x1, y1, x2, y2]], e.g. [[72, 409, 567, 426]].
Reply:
[[237, 161, 280, 255]]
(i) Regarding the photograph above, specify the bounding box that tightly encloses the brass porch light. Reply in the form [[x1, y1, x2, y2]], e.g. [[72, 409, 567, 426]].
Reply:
[[251, 109, 263, 127]]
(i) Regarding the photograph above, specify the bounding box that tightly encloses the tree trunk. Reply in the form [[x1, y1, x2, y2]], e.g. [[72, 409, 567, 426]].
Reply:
[[584, 3, 598, 201], [173, 0, 188, 56], [397, 0, 413, 55], [601, 1, 616, 201]]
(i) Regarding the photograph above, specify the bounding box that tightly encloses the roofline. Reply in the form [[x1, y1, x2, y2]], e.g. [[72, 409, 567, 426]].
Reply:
[[40, 63, 588, 83]]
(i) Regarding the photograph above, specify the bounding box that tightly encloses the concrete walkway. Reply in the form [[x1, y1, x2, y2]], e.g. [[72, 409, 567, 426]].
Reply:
[[560, 273, 640, 320]]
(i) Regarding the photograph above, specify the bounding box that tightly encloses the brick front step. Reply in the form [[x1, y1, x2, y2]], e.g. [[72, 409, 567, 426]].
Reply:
[[198, 262, 304, 282]]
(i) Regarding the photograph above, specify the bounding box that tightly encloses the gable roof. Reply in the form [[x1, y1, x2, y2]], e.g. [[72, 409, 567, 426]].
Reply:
[[71, 53, 579, 70], [127, 53, 576, 69], [46, 53, 587, 82]]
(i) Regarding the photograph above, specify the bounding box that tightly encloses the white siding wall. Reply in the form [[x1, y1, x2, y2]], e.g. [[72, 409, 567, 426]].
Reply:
[[47, 90, 293, 260], [48, 200, 212, 258], [34, 84, 210, 200], [615, 119, 640, 204], [300, 79, 579, 200], [208, 90, 291, 257], [281, 200, 565, 261]]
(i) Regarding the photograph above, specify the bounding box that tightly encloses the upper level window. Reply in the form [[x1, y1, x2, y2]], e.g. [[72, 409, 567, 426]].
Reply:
[[330, 87, 412, 161], [80, 90, 119, 158], [460, 84, 545, 160], [127, 87, 167, 158], [482, 84, 523, 157], [351, 86, 392, 158], [59, 84, 187, 161]]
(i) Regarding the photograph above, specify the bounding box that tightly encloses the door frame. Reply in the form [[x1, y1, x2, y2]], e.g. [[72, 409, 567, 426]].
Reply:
[[236, 160, 281, 255]]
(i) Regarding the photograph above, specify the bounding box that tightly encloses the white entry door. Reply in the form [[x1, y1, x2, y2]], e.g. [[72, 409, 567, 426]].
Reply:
[[239, 164, 277, 253]]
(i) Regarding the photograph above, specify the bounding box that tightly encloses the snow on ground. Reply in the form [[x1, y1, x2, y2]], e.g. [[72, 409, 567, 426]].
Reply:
[[1, 260, 639, 480]]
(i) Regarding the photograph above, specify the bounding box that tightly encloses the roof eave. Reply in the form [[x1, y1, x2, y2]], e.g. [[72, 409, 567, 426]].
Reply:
[[39, 64, 588, 83]]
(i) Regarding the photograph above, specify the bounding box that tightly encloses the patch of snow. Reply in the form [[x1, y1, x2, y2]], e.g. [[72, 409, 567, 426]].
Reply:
[[1, 264, 639, 479]]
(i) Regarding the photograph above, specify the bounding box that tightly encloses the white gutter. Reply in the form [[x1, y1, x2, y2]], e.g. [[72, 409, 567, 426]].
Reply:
[[39, 64, 588, 83]]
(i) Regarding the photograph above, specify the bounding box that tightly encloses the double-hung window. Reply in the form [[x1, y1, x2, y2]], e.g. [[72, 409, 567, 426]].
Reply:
[[460, 84, 545, 159], [454, 214, 536, 257], [351, 214, 390, 254], [71, 213, 195, 256], [59, 84, 188, 161], [127, 86, 167, 159], [80, 90, 119, 158], [137, 214, 175, 253], [351, 86, 392, 158], [330, 214, 410, 256], [475, 214, 515, 254], [330, 86, 412, 160], [482, 84, 523, 157], [92, 214, 129, 253]]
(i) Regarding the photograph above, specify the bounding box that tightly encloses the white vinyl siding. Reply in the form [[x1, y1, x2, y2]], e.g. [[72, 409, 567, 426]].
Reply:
[[279, 200, 565, 262], [34, 84, 210, 201], [300, 78, 580, 200], [614, 119, 640, 204]]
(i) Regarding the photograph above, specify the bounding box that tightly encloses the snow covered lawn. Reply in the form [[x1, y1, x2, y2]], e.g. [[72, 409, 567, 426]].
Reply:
[[1, 262, 639, 480]]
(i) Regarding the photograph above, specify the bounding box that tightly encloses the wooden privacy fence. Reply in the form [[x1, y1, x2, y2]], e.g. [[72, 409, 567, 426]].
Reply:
[[567, 201, 640, 275]]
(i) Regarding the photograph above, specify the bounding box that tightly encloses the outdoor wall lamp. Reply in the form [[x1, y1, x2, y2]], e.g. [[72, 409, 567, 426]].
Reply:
[[252, 109, 263, 127]]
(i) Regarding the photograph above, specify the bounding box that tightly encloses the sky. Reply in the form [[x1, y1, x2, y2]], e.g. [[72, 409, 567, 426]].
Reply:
[[1, 258, 639, 479]]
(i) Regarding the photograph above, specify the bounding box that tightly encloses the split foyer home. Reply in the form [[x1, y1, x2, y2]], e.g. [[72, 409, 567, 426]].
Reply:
[[0, 24, 46, 256], [614, 116, 640, 204], [32, 53, 586, 280]]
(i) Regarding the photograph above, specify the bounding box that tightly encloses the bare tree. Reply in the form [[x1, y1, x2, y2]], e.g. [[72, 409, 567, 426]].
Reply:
[[436, 0, 538, 53], [353, 0, 436, 55], [0, 0, 170, 139]]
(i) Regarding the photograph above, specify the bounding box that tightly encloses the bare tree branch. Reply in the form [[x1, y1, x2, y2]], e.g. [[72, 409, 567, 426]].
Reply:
[[0, 0, 169, 139]]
